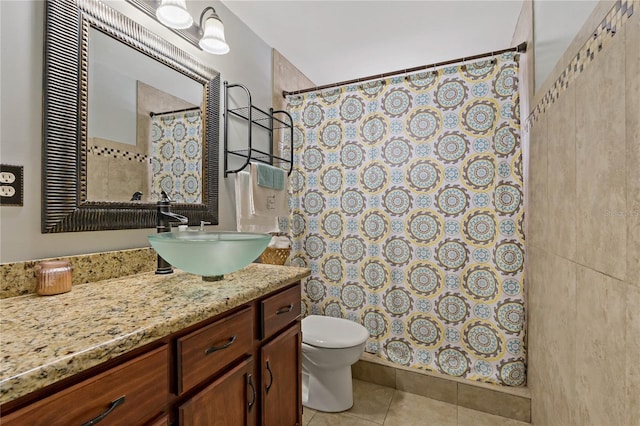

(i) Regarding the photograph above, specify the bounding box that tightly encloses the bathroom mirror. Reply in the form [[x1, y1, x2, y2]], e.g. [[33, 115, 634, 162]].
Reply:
[[42, 0, 220, 233]]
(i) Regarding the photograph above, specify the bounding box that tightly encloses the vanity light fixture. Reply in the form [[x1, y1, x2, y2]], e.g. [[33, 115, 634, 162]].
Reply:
[[156, 0, 193, 30], [198, 6, 230, 55], [127, 0, 230, 55]]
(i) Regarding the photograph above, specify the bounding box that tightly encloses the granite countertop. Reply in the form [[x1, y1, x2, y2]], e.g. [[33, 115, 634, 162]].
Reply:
[[0, 263, 310, 405]]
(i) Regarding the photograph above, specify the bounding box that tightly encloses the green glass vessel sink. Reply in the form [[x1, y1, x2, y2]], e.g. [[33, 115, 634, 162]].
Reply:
[[148, 231, 271, 280]]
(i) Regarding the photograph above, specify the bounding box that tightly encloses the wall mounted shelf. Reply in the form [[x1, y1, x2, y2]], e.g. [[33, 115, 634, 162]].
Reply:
[[224, 82, 294, 176]]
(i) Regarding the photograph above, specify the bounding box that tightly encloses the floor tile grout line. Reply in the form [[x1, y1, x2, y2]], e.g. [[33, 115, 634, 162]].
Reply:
[[381, 388, 395, 425]]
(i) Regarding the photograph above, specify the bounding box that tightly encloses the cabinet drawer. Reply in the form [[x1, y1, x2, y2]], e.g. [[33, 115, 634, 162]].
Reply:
[[2, 345, 168, 426], [260, 284, 301, 340], [177, 307, 253, 394]]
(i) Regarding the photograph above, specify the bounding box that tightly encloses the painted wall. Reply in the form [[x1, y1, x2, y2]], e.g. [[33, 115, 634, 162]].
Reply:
[[88, 27, 203, 145], [533, 0, 599, 90], [0, 0, 272, 262], [522, 0, 640, 424]]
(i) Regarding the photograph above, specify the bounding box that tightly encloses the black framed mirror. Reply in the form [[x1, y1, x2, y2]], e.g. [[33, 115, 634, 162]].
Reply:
[[42, 0, 219, 233]]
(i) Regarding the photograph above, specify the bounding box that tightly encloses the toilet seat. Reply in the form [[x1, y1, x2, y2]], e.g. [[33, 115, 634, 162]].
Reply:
[[302, 315, 369, 349]]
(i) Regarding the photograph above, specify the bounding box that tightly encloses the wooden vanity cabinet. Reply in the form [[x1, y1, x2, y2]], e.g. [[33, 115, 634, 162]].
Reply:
[[175, 281, 302, 426], [1, 281, 302, 426]]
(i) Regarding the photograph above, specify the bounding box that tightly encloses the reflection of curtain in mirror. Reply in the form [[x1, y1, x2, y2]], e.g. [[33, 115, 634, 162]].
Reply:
[[150, 110, 202, 203]]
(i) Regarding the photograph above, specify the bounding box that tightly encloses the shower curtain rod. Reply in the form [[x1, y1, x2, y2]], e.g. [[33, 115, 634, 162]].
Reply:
[[149, 106, 201, 117], [282, 41, 527, 98]]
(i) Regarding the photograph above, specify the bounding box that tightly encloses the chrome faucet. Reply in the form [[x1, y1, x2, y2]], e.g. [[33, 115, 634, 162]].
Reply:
[[155, 191, 189, 275]]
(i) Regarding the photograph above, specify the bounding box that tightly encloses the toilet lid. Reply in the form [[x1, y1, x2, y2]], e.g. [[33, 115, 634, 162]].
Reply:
[[302, 315, 370, 349]]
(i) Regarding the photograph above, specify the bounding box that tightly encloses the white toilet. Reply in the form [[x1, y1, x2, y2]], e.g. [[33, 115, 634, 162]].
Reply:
[[301, 315, 370, 412]]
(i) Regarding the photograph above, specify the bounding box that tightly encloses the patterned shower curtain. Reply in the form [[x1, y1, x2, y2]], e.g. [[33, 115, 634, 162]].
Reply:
[[150, 110, 202, 203], [287, 53, 526, 387]]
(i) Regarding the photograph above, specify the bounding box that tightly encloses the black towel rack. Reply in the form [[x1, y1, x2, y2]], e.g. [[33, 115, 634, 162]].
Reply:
[[224, 81, 294, 177]]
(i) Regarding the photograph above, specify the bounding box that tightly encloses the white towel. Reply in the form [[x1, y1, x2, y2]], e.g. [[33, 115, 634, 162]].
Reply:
[[249, 163, 289, 218], [235, 171, 279, 233]]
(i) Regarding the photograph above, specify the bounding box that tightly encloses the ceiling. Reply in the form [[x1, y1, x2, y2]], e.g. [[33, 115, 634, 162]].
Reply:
[[222, 0, 525, 87]]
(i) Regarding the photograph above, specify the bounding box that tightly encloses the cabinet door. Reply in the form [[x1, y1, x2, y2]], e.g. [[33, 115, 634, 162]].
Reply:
[[179, 357, 257, 426], [261, 322, 302, 426]]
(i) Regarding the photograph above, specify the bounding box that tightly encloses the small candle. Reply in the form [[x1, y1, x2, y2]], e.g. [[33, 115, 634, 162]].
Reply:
[[36, 260, 72, 296]]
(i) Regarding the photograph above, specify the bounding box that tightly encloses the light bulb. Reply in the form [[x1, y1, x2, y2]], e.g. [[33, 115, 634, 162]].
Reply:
[[199, 15, 230, 55], [156, 0, 193, 30]]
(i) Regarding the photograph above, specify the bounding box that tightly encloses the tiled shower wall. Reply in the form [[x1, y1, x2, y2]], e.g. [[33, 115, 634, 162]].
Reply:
[[525, 1, 639, 425]]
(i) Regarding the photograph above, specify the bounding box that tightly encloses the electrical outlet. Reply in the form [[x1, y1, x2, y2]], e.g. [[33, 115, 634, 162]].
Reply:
[[0, 186, 16, 197], [0, 164, 23, 206], [0, 172, 15, 183]]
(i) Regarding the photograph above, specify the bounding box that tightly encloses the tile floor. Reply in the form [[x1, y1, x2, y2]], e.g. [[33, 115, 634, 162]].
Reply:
[[303, 379, 531, 426]]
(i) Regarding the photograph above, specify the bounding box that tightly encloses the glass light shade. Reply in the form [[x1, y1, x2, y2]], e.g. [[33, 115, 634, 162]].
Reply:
[[199, 16, 230, 54], [156, 0, 193, 29]]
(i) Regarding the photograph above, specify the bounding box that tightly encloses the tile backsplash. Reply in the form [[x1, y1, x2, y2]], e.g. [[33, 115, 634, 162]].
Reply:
[[0, 248, 156, 299]]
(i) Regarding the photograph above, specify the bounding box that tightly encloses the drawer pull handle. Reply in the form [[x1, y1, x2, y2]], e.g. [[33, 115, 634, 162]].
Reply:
[[205, 335, 237, 355], [81, 395, 125, 426], [265, 360, 273, 393], [247, 374, 256, 410], [276, 304, 294, 315]]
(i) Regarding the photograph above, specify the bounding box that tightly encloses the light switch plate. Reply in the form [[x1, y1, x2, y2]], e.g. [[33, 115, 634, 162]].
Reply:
[[0, 164, 23, 206]]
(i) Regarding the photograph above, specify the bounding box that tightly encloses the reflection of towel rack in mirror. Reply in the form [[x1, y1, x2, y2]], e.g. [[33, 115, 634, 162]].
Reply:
[[223, 81, 294, 177]]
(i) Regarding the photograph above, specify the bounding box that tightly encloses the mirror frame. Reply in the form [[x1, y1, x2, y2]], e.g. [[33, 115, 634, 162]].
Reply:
[[42, 0, 219, 233]]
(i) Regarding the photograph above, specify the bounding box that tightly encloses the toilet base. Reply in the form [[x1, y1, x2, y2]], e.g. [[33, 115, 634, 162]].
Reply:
[[302, 365, 354, 412]]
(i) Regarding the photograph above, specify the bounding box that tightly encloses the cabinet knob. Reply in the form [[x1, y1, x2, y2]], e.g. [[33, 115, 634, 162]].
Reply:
[[265, 360, 273, 393], [204, 335, 237, 355], [247, 374, 256, 411], [80, 395, 125, 426], [276, 304, 294, 315]]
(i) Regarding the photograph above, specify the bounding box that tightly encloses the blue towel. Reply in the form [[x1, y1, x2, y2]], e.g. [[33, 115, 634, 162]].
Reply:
[[254, 163, 285, 190], [272, 167, 285, 190]]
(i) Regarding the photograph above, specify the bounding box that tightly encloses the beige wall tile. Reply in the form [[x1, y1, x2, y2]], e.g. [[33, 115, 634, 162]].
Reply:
[[272, 49, 315, 114], [575, 31, 627, 280], [546, 85, 577, 260], [528, 253, 576, 426], [626, 11, 640, 287], [272, 49, 315, 159], [458, 406, 531, 426], [625, 285, 640, 426], [458, 384, 531, 423], [346, 379, 394, 424], [524, 246, 547, 369], [395, 369, 457, 404], [352, 360, 396, 388], [525, 248, 547, 425], [384, 391, 457, 426], [574, 266, 627, 425], [107, 157, 145, 202], [90, 136, 142, 153], [86, 152, 110, 201], [630, 218, 640, 288], [529, 374, 555, 426], [527, 114, 548, 249]]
